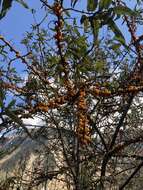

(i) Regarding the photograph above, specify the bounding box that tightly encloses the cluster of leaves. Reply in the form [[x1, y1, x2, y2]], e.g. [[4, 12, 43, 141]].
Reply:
[[80, 0, 141, 46]]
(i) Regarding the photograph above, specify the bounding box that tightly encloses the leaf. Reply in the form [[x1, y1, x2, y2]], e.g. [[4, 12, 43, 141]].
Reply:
[[64, 9, 70, 17], [95, 183, 103, 190], [7, 99, 16, 109], [71, 0, 78, 7], [15, 0, 29, 9], [90, 17, 101, 42], [80, 15, 87, 24], [83, 17, 90, 32], [107, 18, 126, 45], [0, 0, 13, 20], [95, 61, 105, 73], [0, 88, 5, 107], [99, 0, 112, 10], [113, 6, 138, 16], [0, 0, 28, 20], [87, 0, 98, 11], [0, 98, 3, 107], [5, 108, 22, 125], [110, 43, 121, 50], [80, 15, 90, 32]]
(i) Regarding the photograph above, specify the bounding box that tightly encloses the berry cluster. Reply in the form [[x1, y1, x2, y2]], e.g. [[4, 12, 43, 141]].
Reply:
[[76, 87, 91, 145], [92, 88, 111, 97], [53, 2, 64, 49], [53, 2, 75, 98], [28, 95, 70, 114]]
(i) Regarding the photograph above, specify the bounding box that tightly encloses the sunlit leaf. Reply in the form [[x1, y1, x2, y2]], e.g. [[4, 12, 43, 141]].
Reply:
[[95, 61, 105, 73], [113, 6, 138, 16], [107, 18, 126, 45], [99, 0, 112, 10], [110, 43, 121, 50], [91, 18, 100, 41], [87, 0, 98, 11]]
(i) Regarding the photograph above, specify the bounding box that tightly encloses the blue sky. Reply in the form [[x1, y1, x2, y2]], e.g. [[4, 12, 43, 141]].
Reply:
[[0, 1, 43, 51], [0, 0, 79, 56], [0, 0, 84, 43], [0, 1, 45, 75]]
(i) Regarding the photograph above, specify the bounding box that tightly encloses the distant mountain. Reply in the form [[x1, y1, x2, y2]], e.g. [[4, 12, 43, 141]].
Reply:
[[0, 127, 72, 190]]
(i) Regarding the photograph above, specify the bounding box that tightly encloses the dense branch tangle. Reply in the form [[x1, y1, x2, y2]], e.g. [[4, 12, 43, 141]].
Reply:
[[76, 87, 91, 145], [2, 72, 143, 145], [1, 26, 143, 145], [1, 1, 143, 147]]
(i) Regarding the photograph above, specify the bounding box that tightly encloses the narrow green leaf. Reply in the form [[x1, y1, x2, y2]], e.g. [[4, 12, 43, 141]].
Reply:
[[91, 18, 100, 41], [71, 0, 78, 7], [99, 0, 112, 10], [0, 99, 3, 107], [0, 87, 5, 107], [113, 6, 137, 16], [107, 18, 126, 45], [110, 43, 121, 50], [15, 0, 29, 9], [83, 17, 90, 32], [0, 0, 13, 20], [95, 61, 105, 73], [80, 15, 87, 24], [7, 99, 16, 109], [87, 0, 98, 11], [80, 15, 90, 32], [64, 10, 70, 17]]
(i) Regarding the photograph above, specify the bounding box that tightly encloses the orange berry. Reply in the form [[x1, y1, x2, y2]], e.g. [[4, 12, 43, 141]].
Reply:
[[128, 85, 138, 92], [80, 90, 86, 96], [53, 3, 62, 16], [102, 89, 111, 96], [54, 32, 63, 41], [16, 52, 21, 58], [94, 88, 100, 95]]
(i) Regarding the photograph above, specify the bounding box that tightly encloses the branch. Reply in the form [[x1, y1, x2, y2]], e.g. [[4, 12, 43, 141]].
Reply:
[[100, 95, 134, 186], [119, 160, 143, 190]]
